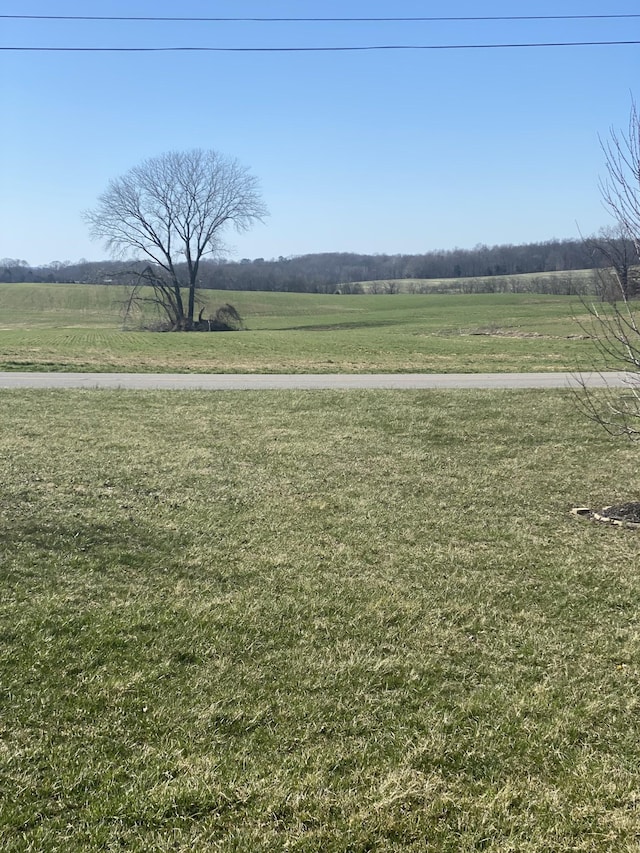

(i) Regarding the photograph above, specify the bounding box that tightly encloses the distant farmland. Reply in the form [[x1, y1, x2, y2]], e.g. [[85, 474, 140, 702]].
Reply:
[[0, 281, 606, 374], [354, 267, 599, 294]]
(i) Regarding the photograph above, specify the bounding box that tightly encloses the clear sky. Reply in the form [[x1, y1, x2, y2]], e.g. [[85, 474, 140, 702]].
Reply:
[[1, 0, 639, 265]]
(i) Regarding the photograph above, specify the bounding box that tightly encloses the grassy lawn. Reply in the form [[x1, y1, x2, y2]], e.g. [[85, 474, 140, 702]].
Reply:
[[0, 284, 601, 373], [1, 389, 640, 850]]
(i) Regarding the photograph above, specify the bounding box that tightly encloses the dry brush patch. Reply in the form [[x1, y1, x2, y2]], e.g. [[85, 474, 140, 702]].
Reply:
[[0, 389, 639, 851]]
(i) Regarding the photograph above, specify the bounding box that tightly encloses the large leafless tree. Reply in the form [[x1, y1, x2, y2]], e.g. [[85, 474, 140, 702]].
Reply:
[[575, 100, 640, 439], [85, 149, 267, 330]]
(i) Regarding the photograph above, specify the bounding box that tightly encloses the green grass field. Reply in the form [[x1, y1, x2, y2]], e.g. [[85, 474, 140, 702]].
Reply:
[[0, 283, 602, 373], [2, 388, 640, 851]]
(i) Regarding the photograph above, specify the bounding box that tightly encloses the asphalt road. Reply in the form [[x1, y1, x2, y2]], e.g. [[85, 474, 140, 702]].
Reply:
[[0, 371, 633, 390]]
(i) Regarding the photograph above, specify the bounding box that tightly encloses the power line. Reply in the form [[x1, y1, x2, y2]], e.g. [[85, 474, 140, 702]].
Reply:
[[2, 13, 640, 23], [4, 12, 637, 52], [2, 41, 639, 52]]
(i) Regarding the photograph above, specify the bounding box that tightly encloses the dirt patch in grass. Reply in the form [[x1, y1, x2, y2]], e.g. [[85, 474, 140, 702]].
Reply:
[[467, 327, 592, 340], [573, 500, 640, 527]]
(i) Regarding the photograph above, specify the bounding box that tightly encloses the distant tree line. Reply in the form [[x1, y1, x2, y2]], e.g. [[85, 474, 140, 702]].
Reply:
[[2, 234, 636, 295], [0, 258, 146, 285]]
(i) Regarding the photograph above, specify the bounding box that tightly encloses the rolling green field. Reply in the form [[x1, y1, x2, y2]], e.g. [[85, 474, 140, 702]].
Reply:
[[0, 282, 602, 373], [1, 388, 640, 850], [3, 279, 638, 849]]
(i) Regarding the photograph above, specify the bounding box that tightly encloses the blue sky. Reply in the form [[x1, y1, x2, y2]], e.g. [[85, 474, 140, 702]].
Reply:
[[1, 0, 639, 265]]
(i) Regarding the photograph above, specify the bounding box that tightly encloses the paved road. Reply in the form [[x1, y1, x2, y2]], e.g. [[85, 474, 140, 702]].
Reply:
[[0, 371, 633, 390]]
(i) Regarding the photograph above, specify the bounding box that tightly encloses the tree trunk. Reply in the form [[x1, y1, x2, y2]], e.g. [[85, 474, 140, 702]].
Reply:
[[187, 262, 199, 330]]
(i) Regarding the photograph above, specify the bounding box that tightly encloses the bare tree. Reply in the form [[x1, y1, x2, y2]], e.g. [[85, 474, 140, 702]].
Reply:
[[599, 100, 640, 255], [574, 100, 640, 440], [85, 149, 267, 330], [583, 224, 640, 302]]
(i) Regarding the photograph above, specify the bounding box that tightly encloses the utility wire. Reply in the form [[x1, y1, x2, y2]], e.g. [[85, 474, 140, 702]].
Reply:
[[4, 12, 637, 51], [2, 13, 640, 22], [2, 41, 639, 52]]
